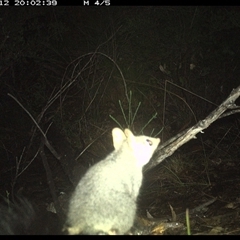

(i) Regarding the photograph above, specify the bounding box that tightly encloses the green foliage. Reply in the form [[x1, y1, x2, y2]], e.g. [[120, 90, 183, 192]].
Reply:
[[186, 209, 191, 235], [109, 90, 158, 134]]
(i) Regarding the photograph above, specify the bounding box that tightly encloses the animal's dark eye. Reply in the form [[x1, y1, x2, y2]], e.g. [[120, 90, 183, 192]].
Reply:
[[146, 139, 153, 146]]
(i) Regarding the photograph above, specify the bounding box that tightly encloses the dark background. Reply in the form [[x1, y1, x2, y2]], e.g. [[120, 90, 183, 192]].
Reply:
[[1, 6, 240, 234]]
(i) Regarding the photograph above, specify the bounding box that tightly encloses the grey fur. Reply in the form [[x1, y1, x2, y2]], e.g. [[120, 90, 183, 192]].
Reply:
[[66, 128, 160, 235]]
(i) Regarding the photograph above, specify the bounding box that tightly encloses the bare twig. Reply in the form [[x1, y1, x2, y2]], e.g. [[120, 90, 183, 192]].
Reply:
[[11, 147, 39, 197]]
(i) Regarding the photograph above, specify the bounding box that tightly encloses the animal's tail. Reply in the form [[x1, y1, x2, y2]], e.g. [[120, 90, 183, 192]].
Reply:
[[0, 197, 61, 235]]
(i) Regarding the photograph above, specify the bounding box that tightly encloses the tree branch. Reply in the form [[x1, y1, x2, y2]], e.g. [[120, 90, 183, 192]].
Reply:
[[145, 85, 240, 172]]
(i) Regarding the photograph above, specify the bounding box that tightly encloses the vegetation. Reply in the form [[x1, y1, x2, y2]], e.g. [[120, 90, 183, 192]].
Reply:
[[1, 6, 240, 234]]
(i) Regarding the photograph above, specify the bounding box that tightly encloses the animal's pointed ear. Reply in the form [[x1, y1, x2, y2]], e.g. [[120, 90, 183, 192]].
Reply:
[[112, 128, 126, 150], [124, 128, 135, 140]]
